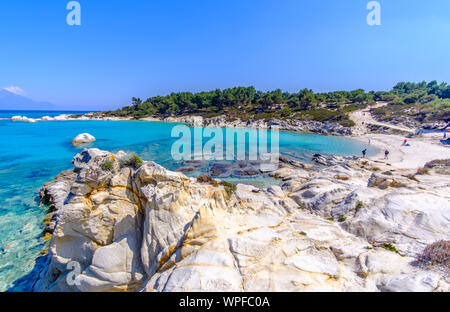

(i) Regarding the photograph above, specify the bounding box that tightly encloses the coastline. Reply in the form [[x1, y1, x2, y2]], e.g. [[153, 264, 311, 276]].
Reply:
[[27, 146, 450, 292], [8, 110, 450, 170], [7, 111, 449, 170], [4, 109, 449, 292], [7, 112, 352, 136]]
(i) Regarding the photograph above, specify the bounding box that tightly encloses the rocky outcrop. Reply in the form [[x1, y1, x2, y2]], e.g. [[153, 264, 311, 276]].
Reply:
[[32, 149, 449, 292], [276, 154, 450, 258], [178, 115, 352, 136], [9, 112, 351, 136], [11, 115, 38, 123], [71, 133, 96, 146], [40, 170, 77, 235]]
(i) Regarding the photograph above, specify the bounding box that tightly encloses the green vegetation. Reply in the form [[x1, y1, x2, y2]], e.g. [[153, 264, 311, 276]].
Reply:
[[300, 231, 307, 236], [383, 243, 401, 255], [100, 160, 114, 171], [406, 174, 420, 182], [69, 114, 83, 119], [327, 217, 334, 222], [196, 176, 237, 197], [220, 181, 237, 197], [101, 86, 376, 127], [382, 171, 393, 176], [100, 81, 449, 127], [371, 81, 450, 124], [120, 154, 144, 170], [338, 216, 347, 222], [356, 201, 364, 211]]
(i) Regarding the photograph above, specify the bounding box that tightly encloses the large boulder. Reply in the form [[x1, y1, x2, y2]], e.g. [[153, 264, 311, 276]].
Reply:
[[71, 133, 96, 146]]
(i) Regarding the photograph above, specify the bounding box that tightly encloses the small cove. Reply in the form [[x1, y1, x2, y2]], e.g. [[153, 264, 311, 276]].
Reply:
[[0, 113, 378, 291]]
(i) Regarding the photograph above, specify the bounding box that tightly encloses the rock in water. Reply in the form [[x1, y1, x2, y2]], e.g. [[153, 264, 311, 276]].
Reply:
[[71, 133, 96, 146], [11, 115, 38, 123]]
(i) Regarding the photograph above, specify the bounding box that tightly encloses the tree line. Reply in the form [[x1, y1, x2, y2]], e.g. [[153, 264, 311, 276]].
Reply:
[[105, 81, 450, 121]]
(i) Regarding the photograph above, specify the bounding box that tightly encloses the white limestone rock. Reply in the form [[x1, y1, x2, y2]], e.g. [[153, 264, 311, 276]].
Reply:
[[71, 133, 96, 146], [11, 115, 37, 123], [33, 149, 450, 292]]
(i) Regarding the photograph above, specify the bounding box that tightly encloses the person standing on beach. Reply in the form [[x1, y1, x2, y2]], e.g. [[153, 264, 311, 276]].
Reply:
[[362, 149, 367, 158], [384, 149, 390, 160]]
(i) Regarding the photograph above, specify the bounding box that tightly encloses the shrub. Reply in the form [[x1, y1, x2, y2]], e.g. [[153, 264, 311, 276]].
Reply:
[[327, 217, 334, 222], [280, 108, 293, 118], [382, 171, 393, 176], [390, 180, 407, 188], [220, 180, 237, 197], [406, 174, 419, 182], [356, 201, 364, 211], [338, 216, 347, 222], [339, 119, 356, 128], [197, 176, 236, 197], [416, 167, 429, 175], [383, 243, 401, 255], [423, 159, 450, 175], [100, 160, 114, 171], [424, 159, 450, 169], [417, 240, 449, 266], [197, 175, 218, 186], [300, 231, 307, 236], [120, 154, 144, 169]]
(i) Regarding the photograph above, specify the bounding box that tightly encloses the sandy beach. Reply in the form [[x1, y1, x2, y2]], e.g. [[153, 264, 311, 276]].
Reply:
[[353, 132, 450, 170], [349, 103, 450, 170]]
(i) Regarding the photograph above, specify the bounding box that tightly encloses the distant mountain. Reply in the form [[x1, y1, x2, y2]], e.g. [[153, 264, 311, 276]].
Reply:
[[0, 89, 55, 110]]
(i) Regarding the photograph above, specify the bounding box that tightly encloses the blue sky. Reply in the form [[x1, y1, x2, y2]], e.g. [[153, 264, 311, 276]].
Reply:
[[1, 0, 450, 111]]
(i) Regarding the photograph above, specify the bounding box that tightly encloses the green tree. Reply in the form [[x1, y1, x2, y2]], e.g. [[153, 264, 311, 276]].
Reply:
[[132, 97, 142, 108]]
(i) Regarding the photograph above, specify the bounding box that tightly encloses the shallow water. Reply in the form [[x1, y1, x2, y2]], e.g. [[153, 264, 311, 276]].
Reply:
[[0, 111, 378, 291]]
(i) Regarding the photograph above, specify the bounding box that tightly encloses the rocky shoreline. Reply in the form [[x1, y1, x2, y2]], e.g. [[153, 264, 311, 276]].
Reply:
[[10, 113, 352, 136], [170, 115, 352, 136], [29, 148, 449, 292]]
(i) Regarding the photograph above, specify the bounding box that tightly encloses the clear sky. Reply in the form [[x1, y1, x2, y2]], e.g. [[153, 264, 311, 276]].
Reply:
[[1, 0, 450, 110]]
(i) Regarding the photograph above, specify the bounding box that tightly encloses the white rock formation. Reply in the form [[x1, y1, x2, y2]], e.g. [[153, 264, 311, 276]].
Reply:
[[31, 149, 449, 292], [71, 133, 96, 146], [11, 115, 38, 123], [279, 155, 450, 257]]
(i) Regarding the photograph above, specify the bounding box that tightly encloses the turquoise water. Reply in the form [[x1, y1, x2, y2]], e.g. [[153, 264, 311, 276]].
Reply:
[[0, 111, 377, 291]]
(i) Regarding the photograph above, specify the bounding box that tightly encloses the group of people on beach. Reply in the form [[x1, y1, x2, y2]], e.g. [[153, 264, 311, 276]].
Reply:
[[361, 148, 389, 159], [361, 127, 449, 162]]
